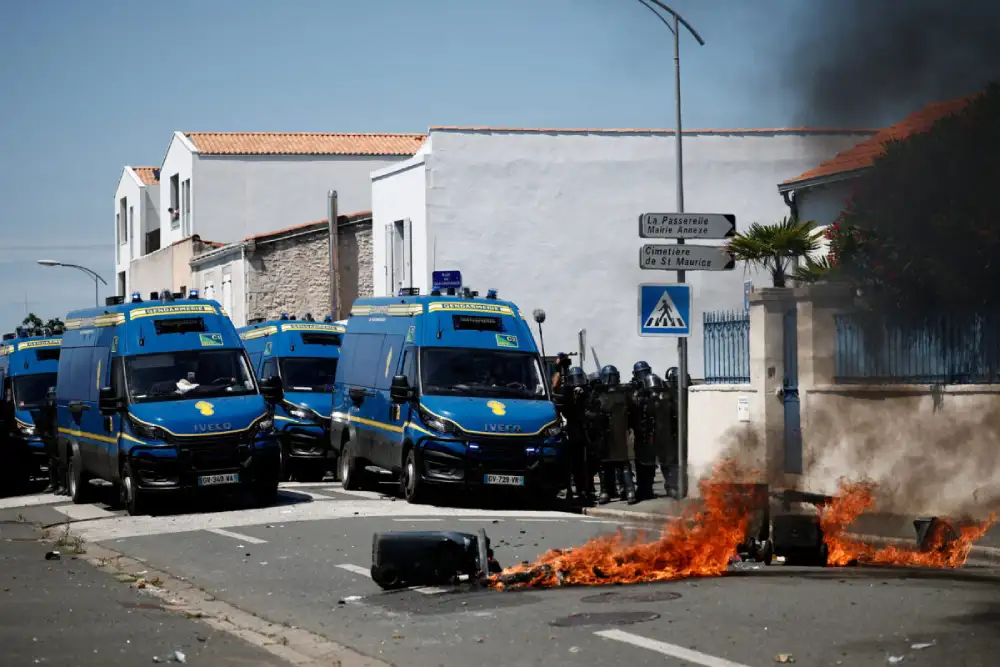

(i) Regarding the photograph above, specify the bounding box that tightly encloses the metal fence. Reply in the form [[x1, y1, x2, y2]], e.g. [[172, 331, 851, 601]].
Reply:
[[703, 310, 751, 384], [834, 313, 1000, 384]]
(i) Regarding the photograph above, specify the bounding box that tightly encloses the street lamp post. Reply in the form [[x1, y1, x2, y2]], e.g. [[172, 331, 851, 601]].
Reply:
[[37, 260, 108, 307], [634, 0, 704, 500]]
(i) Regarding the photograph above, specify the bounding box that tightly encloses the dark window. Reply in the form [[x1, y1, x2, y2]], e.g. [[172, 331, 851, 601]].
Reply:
[[153, 317, 206, 335], [125, 349, 256, 403], [400, 348, 417, 387], [260, 358, 278, 381], [300, 333, 341, 346], [111, 357, 125, 399], [13, 373, 57, 409], [452, 315, 505, 332], [420, 347, 547, 400], [280, 358, 338, 392], [34, 349, 60, 362], [248, 352, 263, 374]]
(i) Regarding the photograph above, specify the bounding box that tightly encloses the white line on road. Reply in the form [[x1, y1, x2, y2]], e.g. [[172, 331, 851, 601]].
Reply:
[[595, 629, 753, 667], [205, 528, 268, 545], [52, 504, 118, 521], [519, 518, 566, 523], [457, 518, 504, 522], [392, 518, 442, 522], [335, 563, 450, 595]]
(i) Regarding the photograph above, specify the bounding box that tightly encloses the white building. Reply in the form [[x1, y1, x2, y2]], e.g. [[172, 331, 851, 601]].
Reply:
[[113, 166, 161, 296], [777, 96, 973, 247], [117, 131, 425, 297], [371, 127, 876, 376]]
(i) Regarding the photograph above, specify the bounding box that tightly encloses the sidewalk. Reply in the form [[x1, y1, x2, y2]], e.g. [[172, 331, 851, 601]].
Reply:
[[582, 489, 1000, 565], [0, 520, 291, 667]]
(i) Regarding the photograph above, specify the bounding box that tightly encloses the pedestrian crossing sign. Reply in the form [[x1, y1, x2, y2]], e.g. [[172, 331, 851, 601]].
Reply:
[[638, 283, 691, 337]]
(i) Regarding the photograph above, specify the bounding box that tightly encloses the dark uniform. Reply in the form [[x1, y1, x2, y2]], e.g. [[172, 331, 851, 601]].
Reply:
[[40, 387, 67, 494], [640, 374, 677, 498], [627, 362, 654, 498], [661, 368, 690, 498], [593, 365, 636, 505], [561, 366, 593, 503]]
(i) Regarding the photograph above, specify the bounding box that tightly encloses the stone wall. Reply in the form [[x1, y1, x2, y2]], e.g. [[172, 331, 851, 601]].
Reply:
[[245, 219, 373, 322]]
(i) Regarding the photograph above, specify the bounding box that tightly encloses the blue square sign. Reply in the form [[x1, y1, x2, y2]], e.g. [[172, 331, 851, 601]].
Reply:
[[432, 270, 462, 290], [638, 283, 692, 337]]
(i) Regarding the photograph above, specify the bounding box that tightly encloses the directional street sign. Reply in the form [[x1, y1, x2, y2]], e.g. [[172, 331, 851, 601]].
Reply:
[[639, 213, 736, 239], [639, 244, 735, 271], [638, 283, 691, 337]]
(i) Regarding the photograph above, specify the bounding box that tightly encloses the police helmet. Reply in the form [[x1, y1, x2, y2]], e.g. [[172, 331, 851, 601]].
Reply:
[[599, 365, 620, 387], [587, 372, 602, 387], [633, 360, 652, 381], [565, 366, 587, 388], [644, 373, 665, 391]]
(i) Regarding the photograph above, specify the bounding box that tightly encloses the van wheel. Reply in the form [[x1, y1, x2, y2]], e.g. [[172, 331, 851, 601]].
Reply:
[[68, 452, 94, 505], [122, 462, 150, 516], [340, 440, 366, 491], [402, 448, 428, 505], [278, 445, 291, 482]]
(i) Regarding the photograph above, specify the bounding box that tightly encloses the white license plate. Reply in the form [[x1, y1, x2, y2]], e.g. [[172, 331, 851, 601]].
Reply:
[[198, 473, 240, 486], [484, 474, 525, 486]]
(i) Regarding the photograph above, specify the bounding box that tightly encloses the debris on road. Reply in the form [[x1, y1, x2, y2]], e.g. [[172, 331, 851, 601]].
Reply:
[[911, 641, 936, 650], [775, 654, 795, 663], [887, 656, 905, 664], [370, 527, 500, 590], [44, 550, 60, 561]]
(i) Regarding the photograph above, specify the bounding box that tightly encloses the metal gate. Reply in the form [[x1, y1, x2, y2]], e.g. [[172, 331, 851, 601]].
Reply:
[[782, 308, 803, 474]]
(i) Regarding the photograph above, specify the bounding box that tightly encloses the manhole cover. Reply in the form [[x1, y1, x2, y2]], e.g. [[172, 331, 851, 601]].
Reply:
[[549, 611, 660, 627], [581, 590, 682, 604]]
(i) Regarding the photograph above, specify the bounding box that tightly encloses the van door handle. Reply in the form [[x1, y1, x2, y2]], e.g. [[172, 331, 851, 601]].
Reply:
[[68, 401, 88, 414], [348, 388, 371, 403]]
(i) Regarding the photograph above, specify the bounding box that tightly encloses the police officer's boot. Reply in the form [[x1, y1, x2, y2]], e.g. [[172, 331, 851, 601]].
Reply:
[[621, 463, 638, 505], [598, 466, 614, 504], [635, 464, 656, 501]]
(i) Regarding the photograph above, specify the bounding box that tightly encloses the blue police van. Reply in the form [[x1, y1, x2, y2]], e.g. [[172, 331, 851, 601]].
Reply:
[[0, 328, 61, 485], [57, 289, 284, 515], [238, 314, 343, 482], [330, 285, 566, 504]]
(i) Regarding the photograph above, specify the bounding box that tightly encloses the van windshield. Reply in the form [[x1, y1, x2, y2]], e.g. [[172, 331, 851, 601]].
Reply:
[[125, 349, 257, 403], [13, 373, 56, 409], [420, 348, 548, 400], [280, 357, 338, 392]]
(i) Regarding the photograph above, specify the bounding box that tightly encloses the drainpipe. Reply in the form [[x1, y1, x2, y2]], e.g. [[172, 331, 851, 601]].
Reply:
[[327, 191, 340, 320]]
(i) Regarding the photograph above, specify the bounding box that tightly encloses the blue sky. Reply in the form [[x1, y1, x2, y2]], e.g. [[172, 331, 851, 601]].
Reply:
[[0, 0, 980, 330]]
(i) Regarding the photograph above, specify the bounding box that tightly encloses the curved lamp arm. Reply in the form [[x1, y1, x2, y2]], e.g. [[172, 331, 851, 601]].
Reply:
[[50, 263, 108, 286], [641, 0, 705, 45]]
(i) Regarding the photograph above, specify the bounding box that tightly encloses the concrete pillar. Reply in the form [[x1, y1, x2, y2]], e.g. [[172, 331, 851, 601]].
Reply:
[[795, 283, 855, 389], [748, 288, 796, 487]]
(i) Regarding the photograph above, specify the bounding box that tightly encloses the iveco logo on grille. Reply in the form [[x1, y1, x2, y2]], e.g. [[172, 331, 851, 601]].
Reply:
[[485, 423, 522, 433], [194, 422, 232, 433]]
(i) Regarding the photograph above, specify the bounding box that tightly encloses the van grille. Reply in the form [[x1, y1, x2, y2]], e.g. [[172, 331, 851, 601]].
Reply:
[[172, 433, 250, 472]]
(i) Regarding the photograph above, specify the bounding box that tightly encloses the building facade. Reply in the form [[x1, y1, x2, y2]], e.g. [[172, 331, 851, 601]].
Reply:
[[189, 211, 374, 327], [371, 127, 877, 376], [127, 235, 222, 303], [116, 131, 424, 297], [113, 166, 161, 296]]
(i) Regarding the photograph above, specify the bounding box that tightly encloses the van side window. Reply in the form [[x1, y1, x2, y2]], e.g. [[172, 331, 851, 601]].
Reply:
[[400, 348, 417, 386], [249, 352, 263, 375], [261, 358, 278, 380], [70, 348, 94, 402], [111, 357, 125, 399]]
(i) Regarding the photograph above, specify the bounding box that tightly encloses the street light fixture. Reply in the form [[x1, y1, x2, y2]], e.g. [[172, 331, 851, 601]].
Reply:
[[632, 0, 705, 500], [37, 260, 108, 307]]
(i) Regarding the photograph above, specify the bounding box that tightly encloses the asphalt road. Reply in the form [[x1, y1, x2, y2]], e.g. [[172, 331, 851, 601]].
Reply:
[[3, 481, 1000, 667]]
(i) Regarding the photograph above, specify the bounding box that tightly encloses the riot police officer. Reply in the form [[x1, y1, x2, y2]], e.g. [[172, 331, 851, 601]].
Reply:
[[592, 365, 636, 505], [661, 367, 689, 498], [632, 361, 653, 387], [561, 366, 594, 503], [629, 374, 655, 501]]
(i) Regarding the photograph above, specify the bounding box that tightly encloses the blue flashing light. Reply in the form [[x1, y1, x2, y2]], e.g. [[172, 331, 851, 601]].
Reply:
[[486, 289, 498, 299], [280, 313, 289, 320], [131, 291, 142, 303], [323, 315, 333, 323], [188, 288, 199, 299]]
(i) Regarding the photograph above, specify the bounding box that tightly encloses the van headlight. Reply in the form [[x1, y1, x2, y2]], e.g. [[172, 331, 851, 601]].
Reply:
[[288, 407, 311, 420], [418, 406, 459, 436], [131, 419, 166, 441], [545, 423, 563, 438], [17, 423, 35, 436], [256, 418, 274, 434]]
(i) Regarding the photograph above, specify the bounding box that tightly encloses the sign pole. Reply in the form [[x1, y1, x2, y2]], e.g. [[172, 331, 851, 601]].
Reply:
[[672, 12, 689, 500]]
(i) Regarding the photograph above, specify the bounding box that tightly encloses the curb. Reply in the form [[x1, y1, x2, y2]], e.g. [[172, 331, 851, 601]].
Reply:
[[582, 507, 1000, 567]]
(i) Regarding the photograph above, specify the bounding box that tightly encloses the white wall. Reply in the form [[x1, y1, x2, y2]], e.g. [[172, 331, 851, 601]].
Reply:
[[194, 155, 404, 245], [192, 250, 246, 327], [371, 155, 428, 297], [384, 129, 872, 376], [159, 133, 196, 247], [113, 169, 148, 296]]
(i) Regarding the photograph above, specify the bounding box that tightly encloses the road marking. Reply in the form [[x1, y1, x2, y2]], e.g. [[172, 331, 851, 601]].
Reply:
[[392, 518, 442, 522], [52, 504, 117, 521], [336, 563, 450, 595], [331, 488, 386, 499], [205, 528, 268, 544], [595, 629, 753, 667], [520, 518, 565, 522], [458, 518, 504, 522], [285, 489, 336, 501]]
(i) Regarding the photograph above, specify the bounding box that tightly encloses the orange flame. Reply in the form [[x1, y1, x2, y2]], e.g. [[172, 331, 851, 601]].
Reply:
[[490, 459, 756, 590], [819, 478, 997, 568]]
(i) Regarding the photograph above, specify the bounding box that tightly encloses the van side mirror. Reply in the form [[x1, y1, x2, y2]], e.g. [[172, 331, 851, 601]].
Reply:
[[260, 376, 284, 403], [98, 386, 124, 415], [390, 375, 414, 403]]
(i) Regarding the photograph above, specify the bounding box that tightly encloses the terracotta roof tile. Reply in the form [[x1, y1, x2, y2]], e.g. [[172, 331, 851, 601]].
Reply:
[[130, 166, 160, 185], [184, 133, 425, 156], [245, 211, 373, 242], [429, 126, 878, 135], [781, 95, 979, 187]]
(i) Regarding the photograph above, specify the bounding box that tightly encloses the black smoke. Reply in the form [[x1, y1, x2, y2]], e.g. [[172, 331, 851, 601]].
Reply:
[[787, 0, 1000, 126]]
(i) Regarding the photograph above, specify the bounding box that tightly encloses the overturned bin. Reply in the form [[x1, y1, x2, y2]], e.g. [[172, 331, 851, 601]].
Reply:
[[370, 528, 501, 590]]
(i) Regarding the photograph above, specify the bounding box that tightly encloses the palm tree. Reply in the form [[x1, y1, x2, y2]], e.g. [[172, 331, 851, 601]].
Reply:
[[725, 217, 824, 288]]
